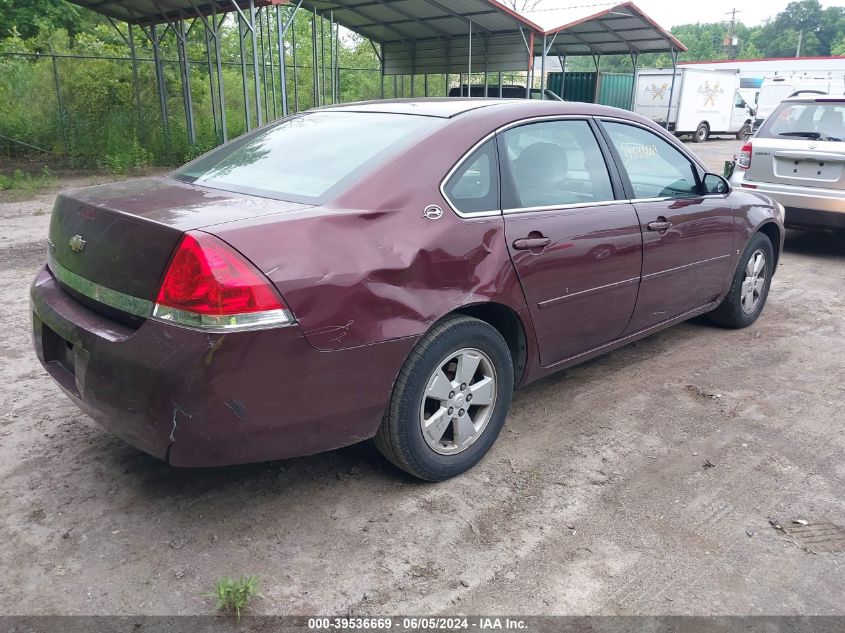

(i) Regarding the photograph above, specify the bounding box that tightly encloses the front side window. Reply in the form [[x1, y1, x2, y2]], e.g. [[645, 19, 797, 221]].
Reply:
[[759, 101, 845, 142], [603, 122, 700, 199], [173, 111, 440, 203], [499, 120, 615, 209], [443, 139, 500, 214]]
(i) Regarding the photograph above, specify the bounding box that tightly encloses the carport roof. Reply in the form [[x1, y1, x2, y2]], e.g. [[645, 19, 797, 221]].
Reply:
[[67, 0, 684, 56], [538, 2, 687, 56]]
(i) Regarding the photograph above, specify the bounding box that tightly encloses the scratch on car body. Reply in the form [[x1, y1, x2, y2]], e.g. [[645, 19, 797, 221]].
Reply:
[[170, 403, 192, 442]]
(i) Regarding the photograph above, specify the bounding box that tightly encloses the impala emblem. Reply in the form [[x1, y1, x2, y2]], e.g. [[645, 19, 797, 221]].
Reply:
[[69, 234, 86, 253], [423, 205, 444, 220]]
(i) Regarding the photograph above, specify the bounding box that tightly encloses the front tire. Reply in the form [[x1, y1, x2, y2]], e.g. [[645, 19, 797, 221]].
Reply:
[[736, 123, 752, 140], [374, 315, 514, 481], [693, 122, 710, 143], [708, 232, 774, 328]]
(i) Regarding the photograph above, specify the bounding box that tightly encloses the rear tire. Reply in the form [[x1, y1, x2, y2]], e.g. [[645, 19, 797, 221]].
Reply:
[[736, 123, 752, 140], [708, 232, 774, 328], [693, 122, 709, 143], [374, 315, 514, 481]]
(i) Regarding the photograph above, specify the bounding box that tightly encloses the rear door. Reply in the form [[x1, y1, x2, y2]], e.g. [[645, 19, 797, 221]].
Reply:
[[599, 120, 735, 334], [500, 118, 643, 367]]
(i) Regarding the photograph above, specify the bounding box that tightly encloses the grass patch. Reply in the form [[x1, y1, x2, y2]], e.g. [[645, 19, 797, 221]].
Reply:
[[206, 574, 262, 620], [0, 167, 56, 199]]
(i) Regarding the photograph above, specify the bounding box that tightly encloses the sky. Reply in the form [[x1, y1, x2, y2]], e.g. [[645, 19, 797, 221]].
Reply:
[[518, 0, 845, 29]]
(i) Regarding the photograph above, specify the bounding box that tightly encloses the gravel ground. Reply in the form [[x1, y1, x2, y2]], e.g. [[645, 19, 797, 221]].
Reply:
[[0, 141, 843, 616]]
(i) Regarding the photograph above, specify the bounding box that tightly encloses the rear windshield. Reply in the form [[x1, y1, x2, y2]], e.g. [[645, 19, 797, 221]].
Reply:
[[173, 111, 440, 202], [759, 101, 845, 142]]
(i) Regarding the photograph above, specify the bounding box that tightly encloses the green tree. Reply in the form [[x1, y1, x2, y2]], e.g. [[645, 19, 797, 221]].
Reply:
[[0, 0, 97, 40]]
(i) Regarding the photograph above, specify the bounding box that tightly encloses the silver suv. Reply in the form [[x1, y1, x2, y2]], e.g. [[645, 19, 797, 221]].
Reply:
[[730, 95, 845, 233]]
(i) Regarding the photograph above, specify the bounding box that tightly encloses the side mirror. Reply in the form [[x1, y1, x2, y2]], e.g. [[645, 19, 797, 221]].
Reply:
[[703, 172, 730, 195]]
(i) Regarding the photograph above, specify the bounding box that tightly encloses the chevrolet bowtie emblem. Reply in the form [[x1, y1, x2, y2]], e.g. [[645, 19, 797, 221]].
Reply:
[[69, 235, 86, 253]]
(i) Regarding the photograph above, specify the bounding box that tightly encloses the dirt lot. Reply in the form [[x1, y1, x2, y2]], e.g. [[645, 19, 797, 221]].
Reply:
[[1, 141, 843, 616]]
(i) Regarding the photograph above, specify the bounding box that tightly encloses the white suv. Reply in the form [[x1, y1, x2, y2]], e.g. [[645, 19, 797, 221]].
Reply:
[[731, 95, 845, 233]]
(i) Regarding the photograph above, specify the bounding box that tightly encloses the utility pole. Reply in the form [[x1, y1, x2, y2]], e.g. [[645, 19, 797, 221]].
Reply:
[[796, 29, 803, 57], [725, 9, 741, 60]]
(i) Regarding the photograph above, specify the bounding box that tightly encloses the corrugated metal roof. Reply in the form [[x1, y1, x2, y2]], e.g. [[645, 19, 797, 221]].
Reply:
[[66, 0, 684, 68], [538, 2, 687, 56]]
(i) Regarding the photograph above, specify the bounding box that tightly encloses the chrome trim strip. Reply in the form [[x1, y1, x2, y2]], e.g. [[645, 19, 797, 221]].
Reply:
[[537, 277, 640, 309], [503, 199, 630, 215], [642, 254, 731, 282], [48, 256, 153, 318], [151, 304, 295, 333]]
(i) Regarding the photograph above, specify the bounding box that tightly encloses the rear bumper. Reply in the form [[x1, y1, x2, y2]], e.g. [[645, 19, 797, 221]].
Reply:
[[30, 265, 415, 467], [730, 172, 845, 227]]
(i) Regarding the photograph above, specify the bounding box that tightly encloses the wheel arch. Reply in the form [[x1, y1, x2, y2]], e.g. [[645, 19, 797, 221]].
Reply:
[[756, 220, 782, 270], [450, 302, 528, 386]]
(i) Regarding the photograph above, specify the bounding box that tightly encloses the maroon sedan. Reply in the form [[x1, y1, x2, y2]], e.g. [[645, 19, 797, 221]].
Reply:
[[31, 99, 784, 480]]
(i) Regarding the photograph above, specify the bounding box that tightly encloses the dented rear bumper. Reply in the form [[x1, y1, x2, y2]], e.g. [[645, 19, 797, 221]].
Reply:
[[30, 265, 415, 467]]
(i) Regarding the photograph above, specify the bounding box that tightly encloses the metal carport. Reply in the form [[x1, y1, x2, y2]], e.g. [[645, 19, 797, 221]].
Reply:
[[64, 0, 685, 150]]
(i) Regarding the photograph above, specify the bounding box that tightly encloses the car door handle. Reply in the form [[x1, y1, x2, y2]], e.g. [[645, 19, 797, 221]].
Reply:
[[513, 237, 551, 250], [647, 220, 673, 232]]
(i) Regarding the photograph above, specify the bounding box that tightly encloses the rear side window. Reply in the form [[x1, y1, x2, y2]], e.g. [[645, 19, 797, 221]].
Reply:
[[759, 102, 845, 142], [173, 111, 439, 203], [499, 119, 615, 209], [602, 122, 700, 199], [443, 139, 500, 215]]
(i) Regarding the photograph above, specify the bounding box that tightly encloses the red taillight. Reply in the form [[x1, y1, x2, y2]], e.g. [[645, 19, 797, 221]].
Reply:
[[153, 231, 293, 331], [737, 142, 752, 169]]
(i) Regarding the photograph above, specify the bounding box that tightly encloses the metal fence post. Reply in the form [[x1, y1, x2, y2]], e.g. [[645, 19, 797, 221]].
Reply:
[[49, 50, 70, 154]]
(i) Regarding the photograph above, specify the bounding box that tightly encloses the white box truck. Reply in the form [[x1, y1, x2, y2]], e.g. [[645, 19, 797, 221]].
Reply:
[[634, 68, 754, 142]]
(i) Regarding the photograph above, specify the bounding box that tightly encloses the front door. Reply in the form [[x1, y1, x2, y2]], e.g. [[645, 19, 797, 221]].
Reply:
[[599, 120, 736, 334], [499, 119, 643, 367]]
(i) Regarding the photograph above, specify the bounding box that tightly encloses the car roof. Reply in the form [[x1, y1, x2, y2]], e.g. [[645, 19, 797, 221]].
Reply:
[[783, 94, 845, 103], [321, 99, 513, 118], [317, 98, 637, 120]]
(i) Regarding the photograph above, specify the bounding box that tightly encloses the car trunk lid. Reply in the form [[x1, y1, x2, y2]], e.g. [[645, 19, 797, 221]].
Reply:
[[745, 137, 845, 190], [47, 177, 310, 324]]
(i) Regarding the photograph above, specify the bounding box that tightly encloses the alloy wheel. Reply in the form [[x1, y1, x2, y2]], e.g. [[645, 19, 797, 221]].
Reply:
[[741, 249, 767, 314], [419, 348, 497, 455]]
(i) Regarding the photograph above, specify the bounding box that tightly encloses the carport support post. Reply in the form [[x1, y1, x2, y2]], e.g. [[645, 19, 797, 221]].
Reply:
[[467, 20, 472, 96], [176, 19, 196, 146], [204, 21, 219, 142], [266, 9, 277, 119], [127, 25, 143, 142], [311, 8, 319, 107], [379, 44, 385, 99], [666, 48, 678, 129], [149, 24, 171, 154], [291, 12, 299, 112], [276, 1, 303, 117], [320, 12, 327, 105], [237, 13, 251, 130], [213, 9, 228, 142], [629, 51, 639, 110], [558, 55, 566, 99], [328, 11, 335, 103], [540, 34, 547, 99], [277, 6, 288, 116], [249, 0, 263, 127]]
